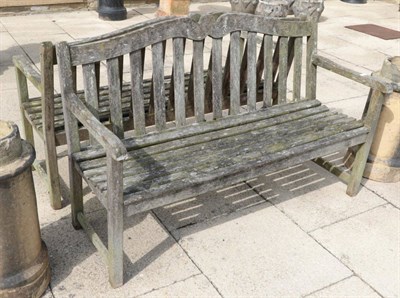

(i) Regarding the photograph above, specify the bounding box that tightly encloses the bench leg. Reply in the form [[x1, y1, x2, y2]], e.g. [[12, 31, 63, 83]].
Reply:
[[347, 89, 386, 196], [15, 67, 35, 147], [70, 160, 83, 229], [346, 143, 369, 196], [107, 157, 124, 288], [43, 133, 62, 209]]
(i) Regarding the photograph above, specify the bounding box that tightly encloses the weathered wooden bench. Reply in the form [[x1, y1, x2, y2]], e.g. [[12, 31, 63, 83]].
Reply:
[[55, 13, 392, 287]]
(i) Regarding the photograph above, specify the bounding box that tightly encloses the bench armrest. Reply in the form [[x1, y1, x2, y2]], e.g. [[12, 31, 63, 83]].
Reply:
[[64, 92, 128, 161], [312, 54, 395, 94], [13, 55, 43, 93]]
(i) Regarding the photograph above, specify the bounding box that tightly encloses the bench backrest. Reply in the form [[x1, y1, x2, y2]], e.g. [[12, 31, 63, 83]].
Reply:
[[57, 13, 317, 139]]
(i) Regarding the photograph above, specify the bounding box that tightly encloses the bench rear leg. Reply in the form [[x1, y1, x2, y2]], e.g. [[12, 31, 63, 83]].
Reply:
[[107, 157, 124, 288], [15, 67, 35, 147], [347, 89, 386, 196]]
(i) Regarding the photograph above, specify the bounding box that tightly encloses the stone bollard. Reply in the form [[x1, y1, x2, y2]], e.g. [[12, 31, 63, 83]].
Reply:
[[345, 57, 400, 182], [0, 121, 50, 298]]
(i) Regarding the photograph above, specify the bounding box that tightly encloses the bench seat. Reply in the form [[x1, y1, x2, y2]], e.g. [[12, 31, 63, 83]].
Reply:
[[73, 100, 369, 215]]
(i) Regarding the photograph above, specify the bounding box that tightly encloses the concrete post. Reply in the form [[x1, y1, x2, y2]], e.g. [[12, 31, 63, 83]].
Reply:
[[0, 121, 50, 298], [345, 57, 400, 182]]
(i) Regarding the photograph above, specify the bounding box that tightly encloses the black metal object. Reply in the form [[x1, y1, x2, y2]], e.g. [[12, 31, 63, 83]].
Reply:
[[98, 0, 127, 21], [340, 0, 367, 4]]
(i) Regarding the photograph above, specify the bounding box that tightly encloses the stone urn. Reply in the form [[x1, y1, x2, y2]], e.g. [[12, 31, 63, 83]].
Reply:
[[230, 0, 259, 13], [255, 0, 289, 17]]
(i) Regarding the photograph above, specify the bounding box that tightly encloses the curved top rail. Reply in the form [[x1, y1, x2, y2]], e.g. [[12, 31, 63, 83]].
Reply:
[[67, 12, 313, 66]]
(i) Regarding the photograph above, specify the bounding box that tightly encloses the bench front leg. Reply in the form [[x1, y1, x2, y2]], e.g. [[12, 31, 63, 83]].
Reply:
[[347, 89, 387, 196], [107, 155, 124, 288]]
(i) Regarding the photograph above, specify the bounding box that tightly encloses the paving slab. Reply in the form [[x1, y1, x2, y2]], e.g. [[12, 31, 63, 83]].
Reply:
[[154, 182, 270, 232], [0, 31, 24, 66], [138, 274, 221, 298], [325, 95, 368, 119], [0, 88, 23, 125], [311, 204, 400, 298], [305, 276, 381, 298], [0, 22, 6, 32], [362, 179, 400, 209], [247, 162, 386, 232], [315, 66, 370, 104], [173, 204, 352, 297], [43, 210, 200, 297]]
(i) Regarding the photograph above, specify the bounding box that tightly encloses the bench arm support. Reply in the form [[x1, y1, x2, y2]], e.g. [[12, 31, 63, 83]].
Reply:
[[65, 92, 128, 161], [312, 54, 396, 94], [13, 55, 43, 93]]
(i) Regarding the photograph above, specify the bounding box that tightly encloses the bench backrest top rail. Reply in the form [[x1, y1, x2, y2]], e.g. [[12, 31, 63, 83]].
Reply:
[[69, 13, 313, 66]]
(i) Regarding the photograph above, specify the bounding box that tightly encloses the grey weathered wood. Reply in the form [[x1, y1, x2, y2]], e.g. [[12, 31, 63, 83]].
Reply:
[[293, 37, 303, 101], [247, 32, 257, 111], [230, 31, 241, 115], [278, 36, 288, 104], [263, 35, 273, 107], [173, 37, 186, 127], [107, 156, 124, 288], [56, 41, 83, 228], [69, 16, 312, 66], [306, 22, 317, 100], [152, 42, 167, 131], [86, 115, 361, 191], [130, 50, 146, 136], [74, 100, 323, 162], [192, 40, 205, 122], [107, 57, 124, 138], [41, 41, 62, 209], [212, 38, 223, 119], [312, 54, 393, 94]]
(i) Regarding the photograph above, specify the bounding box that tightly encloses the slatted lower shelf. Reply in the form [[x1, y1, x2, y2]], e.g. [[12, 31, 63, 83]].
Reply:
[[74, 101, 369, 214]]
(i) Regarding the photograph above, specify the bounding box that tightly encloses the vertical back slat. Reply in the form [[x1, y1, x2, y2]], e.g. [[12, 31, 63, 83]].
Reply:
[[82, 63, 99, 118], [130, 50, 146, 136], [278, 36, 288, 104], [152, 41, 167, 130], [212, 38, 223, 119], [293, 37, 303, 101], [193, 40, 205, 122], [255, 40, 265, 96], [222, 44, 231, 107], [107, 57, 124, 138], [118, 55, 124, 90], [239, 41, 248, 95], [230, 31, 241, 115], [247, 32, 257, 111], [263, 35, 273, 107], [306, 23, 318, 100], [173, 37, 186, 127]]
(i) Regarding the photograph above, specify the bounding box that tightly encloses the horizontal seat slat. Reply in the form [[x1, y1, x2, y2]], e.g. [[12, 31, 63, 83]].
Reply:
[[74, 104, 368, 209], [74, 100, 322, 162], [82, 110, 348, 179]]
